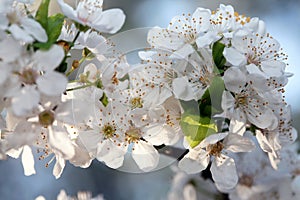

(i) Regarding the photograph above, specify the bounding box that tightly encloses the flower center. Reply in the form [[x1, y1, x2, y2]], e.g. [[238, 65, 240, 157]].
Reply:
[[102, 124, 116, 139], [7, 11, 20, 25], [247, 54, 260, 66], [38, 110, 55, 127], [207, 142, 224, 157], [239, 174, 254, 187], [235, 93, 248, 108], [19, 69, 38, 85], [125, 126, 142, 144], [185, 33, 197, 45], [130, 97, 143, 109]]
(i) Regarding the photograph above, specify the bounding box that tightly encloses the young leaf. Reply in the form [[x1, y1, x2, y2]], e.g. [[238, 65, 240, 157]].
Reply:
[[180, 114, 217, 148], [212, 41, 226, 69], [199, 76, 225, 117], [47, 14, 65, 43], [34, 14, 65, 50], [35, 0, 50, 30]]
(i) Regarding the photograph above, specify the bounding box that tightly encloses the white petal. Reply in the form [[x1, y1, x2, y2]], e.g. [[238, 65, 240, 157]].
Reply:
[[170, 44, 194, 59], [147, 27, 186, 50], [247, 107, 278, 130], [8, 24, 34, 43], [261, 61, 285, 77], [172, 77, 195, 101], [0, 14, 8, 29], [231, 34, 248, 53], [57, 190, 68, 200], [53, 155, 66, 179], [178, 149, 209, 174], [0, 37, 22, 62], [34, 45, 65, 71], [223, 133, 255, 152], [37, 71, 67, 96], [6, 122, 39, 150], [6, 148, 22, 158], [168, 15, 191, 33], [56, 0, 77, 20], [211, 155, 238, 191], [78, 130, 100, 154], [255, 130, 273, 153], [196, 31, 218, 48], [96, 140, 125, 169], [11, 85, 40, 116], [69, 144, 92, 168], [200, 132, 228, 147], [48, 127, 75, 160], [93, 9, 125, 34], [132, 140, 159, 172], [221, 91, 235, 113], [0, 64, 10, 85], [191, 8, 211, 33], [224, 67, 247, 93], [21, 145, 36, 176], [21, 18, 48, 42], [229, 119, 246, 135], [56, 100, 92, 124], [183, 184, 197, 200], [223, 47, 247, 66], [0, 114, 5, 129]]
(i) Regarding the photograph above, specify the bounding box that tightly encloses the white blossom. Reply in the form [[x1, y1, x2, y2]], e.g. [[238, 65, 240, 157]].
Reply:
[[57, 0, 125, 34]]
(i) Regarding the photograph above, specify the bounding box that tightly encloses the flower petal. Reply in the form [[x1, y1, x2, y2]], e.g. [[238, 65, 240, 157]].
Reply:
[[223, 47, 247, 66], [48, 126, 75, 160], [132, 140, 159, 172], [96, 140, 125, 169], [223, 133, 255, 152], [8, 24, 34, 43], [34, 45, 65, 71], [21, 145, 36, 176], [53, 155, 65, 179], [56, 0, 77, 20], [11, 85, 40, 116], [224, 67, 247, 93], [93, 9, 125, 34], [37, 71, 67, 96], [21, 18, 48, 42], [172, 77, 195, 101], [0, 37, 22, 62], [211, 155, 238, 191], [178, 149, 209, 174]]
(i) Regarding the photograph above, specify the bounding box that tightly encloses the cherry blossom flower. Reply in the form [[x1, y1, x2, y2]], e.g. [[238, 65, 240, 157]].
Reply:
[[222, 67, 278, 134], [4, 45, 67, 116], [167, 167, 220, 200], [78, 101, 127, 169], [147, 7, 211, 58], [36, 189, 105, 200], [228, 134, 300, 200], [179, 132, 255, 191], [223, 32, 288, 77], [0, 0, 47, 43], [57, 0, 125, 34]]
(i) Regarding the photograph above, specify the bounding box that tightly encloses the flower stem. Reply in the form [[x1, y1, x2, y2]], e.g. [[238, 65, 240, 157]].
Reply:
[[66, 83, 93, 92]]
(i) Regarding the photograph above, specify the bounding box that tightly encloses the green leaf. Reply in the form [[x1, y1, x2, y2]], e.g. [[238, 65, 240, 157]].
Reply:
[[180, 113, 218, 148], [212, 41, 226, 69], [100, 93, 109, 107], [47, 14, 65, 43], [34, 13, 65, 50], [199, 76, 225, 117], [35, 0, 50, 30]]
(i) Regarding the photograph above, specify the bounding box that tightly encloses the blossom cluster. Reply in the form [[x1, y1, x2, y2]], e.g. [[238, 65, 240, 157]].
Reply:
[[0, 0, 299, 199]]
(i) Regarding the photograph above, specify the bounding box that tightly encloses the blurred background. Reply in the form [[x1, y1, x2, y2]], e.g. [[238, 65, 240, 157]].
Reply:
[[1, 0, 300, 199]]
